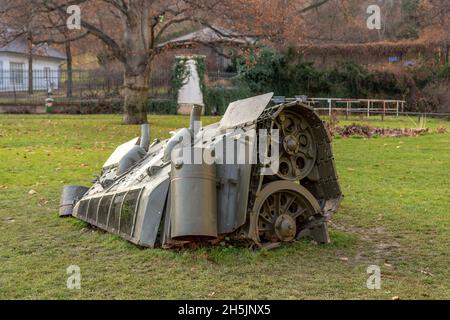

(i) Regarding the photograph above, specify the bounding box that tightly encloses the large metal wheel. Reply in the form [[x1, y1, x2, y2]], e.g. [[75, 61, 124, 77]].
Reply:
[[272, 110, 317, 181], [252, 181, 321, 243]]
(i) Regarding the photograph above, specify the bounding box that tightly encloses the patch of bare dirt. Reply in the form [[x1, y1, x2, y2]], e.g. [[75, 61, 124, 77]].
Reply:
[[329, 221, 403, 266]]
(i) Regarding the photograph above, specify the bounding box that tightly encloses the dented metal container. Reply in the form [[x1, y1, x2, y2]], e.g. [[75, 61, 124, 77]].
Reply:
[[170, 159, 217, 241], [61, 93, 343, 248]]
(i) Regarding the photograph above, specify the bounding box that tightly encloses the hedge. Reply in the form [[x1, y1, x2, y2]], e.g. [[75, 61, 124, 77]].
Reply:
[[204, 84, 253, 115], [147, 98, 177, 114]]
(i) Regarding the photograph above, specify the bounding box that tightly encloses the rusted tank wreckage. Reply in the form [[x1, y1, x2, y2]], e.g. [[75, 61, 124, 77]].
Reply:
[[60, 93, 343, 248]]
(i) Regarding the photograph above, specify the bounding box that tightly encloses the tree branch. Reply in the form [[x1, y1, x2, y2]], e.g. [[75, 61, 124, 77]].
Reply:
[[42, 0, 125, 62], [298, 0, 331, 14]]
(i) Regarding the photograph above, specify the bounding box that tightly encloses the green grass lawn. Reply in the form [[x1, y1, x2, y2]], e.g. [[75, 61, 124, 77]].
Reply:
[[0, 114, 449, 299]]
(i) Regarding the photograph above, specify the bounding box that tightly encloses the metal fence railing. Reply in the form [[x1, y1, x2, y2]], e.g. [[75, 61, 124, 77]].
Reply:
[[0, 69, 123, 104], [0, 69, 61, 94], [0, 68, 238, 105], [279, 97, 450, 120]]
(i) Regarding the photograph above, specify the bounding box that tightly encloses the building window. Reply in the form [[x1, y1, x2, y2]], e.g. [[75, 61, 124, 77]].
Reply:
[[43, 67, 51, 88], [44, 67, 51, 80], [10, 62, 25, 85]]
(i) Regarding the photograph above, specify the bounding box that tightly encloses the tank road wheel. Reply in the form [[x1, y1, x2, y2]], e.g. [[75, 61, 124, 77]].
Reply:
[[273, 110, 317, 181], [252, 181, 321, 244]]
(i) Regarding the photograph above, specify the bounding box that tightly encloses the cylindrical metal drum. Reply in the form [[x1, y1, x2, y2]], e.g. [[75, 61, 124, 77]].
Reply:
[[170, 159, 217, 241], [59, 185, 89, 217]]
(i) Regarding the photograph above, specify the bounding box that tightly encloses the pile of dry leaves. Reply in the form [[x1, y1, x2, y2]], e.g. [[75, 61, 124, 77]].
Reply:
[[328, 123, 433, 138]]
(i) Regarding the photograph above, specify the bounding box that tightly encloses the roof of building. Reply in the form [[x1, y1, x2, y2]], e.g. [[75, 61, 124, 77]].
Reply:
[[0, 37, 66, 60], [159, 26, 256, 47]]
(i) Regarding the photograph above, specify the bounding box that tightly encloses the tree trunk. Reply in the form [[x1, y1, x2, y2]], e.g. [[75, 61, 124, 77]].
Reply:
[[65, 41, 73, 98], [122, 69, 150, 124], [120, 0, 151, 125]]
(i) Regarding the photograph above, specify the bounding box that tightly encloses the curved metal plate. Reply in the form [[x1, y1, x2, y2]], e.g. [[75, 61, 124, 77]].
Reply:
[[103, 137, 139, 169], [219, 93, 274, 130]]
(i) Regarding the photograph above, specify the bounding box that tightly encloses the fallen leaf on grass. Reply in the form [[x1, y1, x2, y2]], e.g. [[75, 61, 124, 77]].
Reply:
[[421, 270, 433, 276], [436, 127, 448, 134], [28, 189, 37, 195]]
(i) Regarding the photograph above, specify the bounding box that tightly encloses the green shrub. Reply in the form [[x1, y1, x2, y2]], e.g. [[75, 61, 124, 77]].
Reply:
[[147, 85, 252, 116], [236, 48, 291, 95], [438, 64, 450, 80], [328, 60, 375, 97], [410, 64, 434, 88], [230, 46, 448, 112], [204, 84, 253, 115], [77, 98, 123, 114], [148, 98, 177, 114], [368, 71, 409, 97], [288, 62, 330, 96], [234, 48, 412, 99]]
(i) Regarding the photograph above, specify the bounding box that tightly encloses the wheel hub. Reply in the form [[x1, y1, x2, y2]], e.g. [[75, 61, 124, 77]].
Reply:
[[253, 181, 321, 244], [283, 135, 299, 155], [274, 214, 296, 242]]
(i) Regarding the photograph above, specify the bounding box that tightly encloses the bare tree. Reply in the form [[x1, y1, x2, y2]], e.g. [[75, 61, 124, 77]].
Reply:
[[39, 10, 90, 98], [39, 0, 332, 124], [2, 0, 334, 124]]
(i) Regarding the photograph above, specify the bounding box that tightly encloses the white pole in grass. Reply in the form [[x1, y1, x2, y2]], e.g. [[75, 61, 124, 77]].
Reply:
[[346, 101, 349, 120]]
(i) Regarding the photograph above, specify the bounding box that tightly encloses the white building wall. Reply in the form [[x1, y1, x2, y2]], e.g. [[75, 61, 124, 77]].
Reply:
[[0, 52, 63, 92]]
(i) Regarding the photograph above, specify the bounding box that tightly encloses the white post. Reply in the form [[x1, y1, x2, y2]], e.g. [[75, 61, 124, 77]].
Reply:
[[367, 100, 370, 118], [176, 55, 205, 115], [328, 99, 332, 117], [346, 101, 350, 120], [396, 101, 399, 117]]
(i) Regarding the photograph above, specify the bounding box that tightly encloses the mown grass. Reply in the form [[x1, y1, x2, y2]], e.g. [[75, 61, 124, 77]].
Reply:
[[324, 114, 450, 129], [0, 114, 449, 299]]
